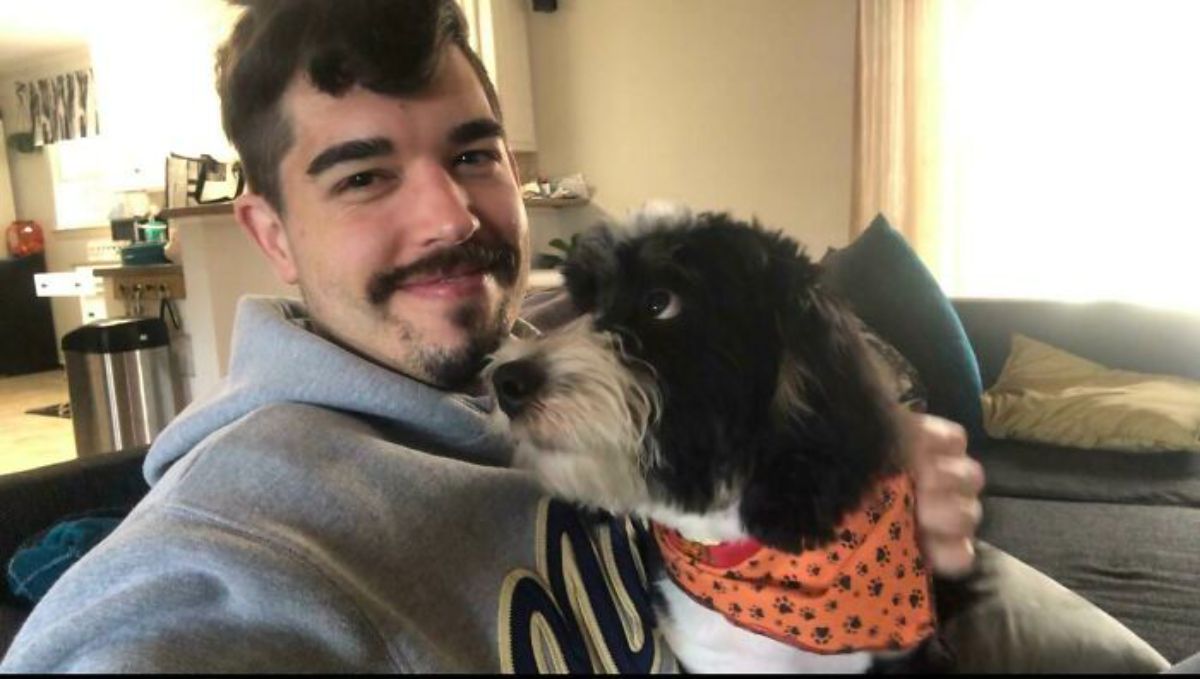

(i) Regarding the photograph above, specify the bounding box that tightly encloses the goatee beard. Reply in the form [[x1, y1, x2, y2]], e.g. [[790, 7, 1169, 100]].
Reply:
[[416, 295, 513, 390]]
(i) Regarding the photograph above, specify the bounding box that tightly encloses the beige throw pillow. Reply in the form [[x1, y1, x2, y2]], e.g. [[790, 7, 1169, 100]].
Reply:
[[982, 334, 1200, 452]]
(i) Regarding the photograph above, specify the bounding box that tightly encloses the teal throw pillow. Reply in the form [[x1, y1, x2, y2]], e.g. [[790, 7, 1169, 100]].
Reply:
[[820, 214, 986, 445]]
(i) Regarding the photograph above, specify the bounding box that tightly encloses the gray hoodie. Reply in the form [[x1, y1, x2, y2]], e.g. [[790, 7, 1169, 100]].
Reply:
[[2, 296, 676, 673]]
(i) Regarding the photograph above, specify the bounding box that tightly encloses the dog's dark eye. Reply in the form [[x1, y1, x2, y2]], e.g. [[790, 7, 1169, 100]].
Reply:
[[643, 289, 682, 320]]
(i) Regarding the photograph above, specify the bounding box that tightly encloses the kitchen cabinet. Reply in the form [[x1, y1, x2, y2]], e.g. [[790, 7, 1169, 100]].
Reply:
[[0, 253, 59, 376], [459, 0, 539, 152]]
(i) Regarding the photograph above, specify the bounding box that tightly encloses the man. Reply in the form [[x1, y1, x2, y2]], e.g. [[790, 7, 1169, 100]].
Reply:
[[0, 0, 1166, 672]]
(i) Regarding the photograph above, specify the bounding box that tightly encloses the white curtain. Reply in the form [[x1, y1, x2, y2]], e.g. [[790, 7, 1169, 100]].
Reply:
[[855, 0, 1200, 312], [852, 0, 949, 272]]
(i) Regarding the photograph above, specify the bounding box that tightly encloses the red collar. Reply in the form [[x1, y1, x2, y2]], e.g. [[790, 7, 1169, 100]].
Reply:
[[700, 537, 763, 569]]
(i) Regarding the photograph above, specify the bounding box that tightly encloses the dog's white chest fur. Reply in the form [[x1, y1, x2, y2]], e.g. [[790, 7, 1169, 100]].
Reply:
[[655, 575, 874, 674]]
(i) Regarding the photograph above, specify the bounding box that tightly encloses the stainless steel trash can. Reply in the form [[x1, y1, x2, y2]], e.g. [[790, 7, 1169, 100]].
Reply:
[[62, 317, 183, 456]]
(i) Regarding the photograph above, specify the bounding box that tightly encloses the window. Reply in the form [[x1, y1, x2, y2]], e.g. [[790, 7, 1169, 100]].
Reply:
[[857, 0, 1200, 312]]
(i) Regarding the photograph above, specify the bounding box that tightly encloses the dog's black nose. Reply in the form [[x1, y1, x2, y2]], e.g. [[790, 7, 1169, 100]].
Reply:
[[492, 359, 547, 417]]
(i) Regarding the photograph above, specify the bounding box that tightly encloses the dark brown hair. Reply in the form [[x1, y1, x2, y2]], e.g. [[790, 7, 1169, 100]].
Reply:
[[216, 0, 502, 211]]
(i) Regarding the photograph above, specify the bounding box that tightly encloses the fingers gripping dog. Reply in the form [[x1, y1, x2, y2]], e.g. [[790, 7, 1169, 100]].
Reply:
[[486, 206, 942, 673]]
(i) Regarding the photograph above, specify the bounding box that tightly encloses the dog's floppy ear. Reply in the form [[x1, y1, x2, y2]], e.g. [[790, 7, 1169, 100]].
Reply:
[[562, 224, 618, 314], [739, 247, 901, 553]]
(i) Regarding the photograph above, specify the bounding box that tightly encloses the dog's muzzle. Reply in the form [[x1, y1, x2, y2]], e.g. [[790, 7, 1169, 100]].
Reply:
[[491, 358, 547, 417]]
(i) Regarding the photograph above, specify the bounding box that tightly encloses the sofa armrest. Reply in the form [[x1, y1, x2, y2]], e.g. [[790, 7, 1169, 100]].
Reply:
[[0, 448, 150, 582]]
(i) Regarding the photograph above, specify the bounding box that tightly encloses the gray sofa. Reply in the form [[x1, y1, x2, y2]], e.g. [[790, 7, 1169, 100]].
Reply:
[[2, 299, 1197, 665], [0, 447, 149, 653], [956, 298, 1200, 664]]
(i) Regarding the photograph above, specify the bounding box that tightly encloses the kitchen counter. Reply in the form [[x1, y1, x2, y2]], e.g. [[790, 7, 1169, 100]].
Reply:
[[160, 204, 234, 219]]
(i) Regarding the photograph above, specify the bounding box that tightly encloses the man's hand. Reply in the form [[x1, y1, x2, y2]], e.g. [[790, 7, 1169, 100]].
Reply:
[[901, 411, 985, 578]]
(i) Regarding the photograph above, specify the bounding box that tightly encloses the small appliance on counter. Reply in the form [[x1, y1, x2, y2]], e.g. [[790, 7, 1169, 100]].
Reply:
[[165, 153, 244, 209], [114, 217, 170, 266], [120, 241, 169, 266]]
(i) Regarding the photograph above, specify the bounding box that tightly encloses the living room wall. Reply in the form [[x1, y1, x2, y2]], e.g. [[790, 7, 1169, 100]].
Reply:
[[525, 0, 857, 254]]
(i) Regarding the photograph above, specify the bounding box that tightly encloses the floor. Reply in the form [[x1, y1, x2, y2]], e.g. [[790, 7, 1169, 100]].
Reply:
[[0, 369, 77, 476]]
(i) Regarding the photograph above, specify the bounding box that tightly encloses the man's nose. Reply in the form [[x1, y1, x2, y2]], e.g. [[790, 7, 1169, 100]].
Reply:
[[406, 163, 479, 246]]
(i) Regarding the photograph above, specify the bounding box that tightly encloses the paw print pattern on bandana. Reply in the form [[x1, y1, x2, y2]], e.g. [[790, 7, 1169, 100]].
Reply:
[[909, 588, 927, 610], [653, 474, 936, 654], [844, 615, 864, 634], [839, 528, 861, 549], [868, 578, 885, 597]]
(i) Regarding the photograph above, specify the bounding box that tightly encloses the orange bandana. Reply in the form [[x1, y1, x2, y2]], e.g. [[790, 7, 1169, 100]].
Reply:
[[653, 474, 935, 654]]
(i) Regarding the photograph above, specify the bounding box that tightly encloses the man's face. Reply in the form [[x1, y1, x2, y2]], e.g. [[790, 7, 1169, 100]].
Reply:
[[238, 47, 530, 388]]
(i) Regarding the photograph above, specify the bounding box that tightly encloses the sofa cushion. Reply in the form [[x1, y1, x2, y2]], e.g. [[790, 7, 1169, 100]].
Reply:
[[821, 214, 985, 443], [980, 497, 1197, 664], [983, 334, 1200, 453], [0, 446, 149, 575], [977, 438, 1200, 507], [937, 540, 1169, 671]]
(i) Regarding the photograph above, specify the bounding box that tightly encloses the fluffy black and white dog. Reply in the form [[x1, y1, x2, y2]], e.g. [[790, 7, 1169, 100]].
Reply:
[[486, 206, 944, 673]]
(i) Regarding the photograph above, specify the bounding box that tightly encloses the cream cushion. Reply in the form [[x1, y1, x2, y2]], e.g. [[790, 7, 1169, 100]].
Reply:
[[982, 334, 1200, 452]]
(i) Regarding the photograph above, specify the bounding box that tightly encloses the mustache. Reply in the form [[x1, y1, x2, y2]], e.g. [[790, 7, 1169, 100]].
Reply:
[[366, 240, 520, 306]]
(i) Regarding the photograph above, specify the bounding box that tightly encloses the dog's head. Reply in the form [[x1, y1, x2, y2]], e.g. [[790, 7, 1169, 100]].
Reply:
[[487, 208, 901, 552]]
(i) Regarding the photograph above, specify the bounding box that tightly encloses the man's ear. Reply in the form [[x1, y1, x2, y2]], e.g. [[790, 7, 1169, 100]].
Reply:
[[235, 192, 299, 285]]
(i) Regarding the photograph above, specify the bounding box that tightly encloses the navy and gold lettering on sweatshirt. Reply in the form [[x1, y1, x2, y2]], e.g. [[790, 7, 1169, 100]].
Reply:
[[498, 498, 675, 673]]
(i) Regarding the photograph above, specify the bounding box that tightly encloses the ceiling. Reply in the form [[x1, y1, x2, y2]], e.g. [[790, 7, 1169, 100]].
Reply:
[[0, 2, 106, 73]]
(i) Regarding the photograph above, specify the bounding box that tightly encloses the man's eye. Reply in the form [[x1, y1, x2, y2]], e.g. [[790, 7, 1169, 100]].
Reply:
[[454, 149, 502, 172], [335, 170, 389, 194]]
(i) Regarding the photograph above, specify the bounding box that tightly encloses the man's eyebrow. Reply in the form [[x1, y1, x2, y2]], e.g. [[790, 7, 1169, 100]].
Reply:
[[306, 137, 394, 176], [449, 118, 505, 146]]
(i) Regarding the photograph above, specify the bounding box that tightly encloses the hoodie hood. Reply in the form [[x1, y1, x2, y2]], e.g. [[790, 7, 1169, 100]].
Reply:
[[145, 296, 512, 484]]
